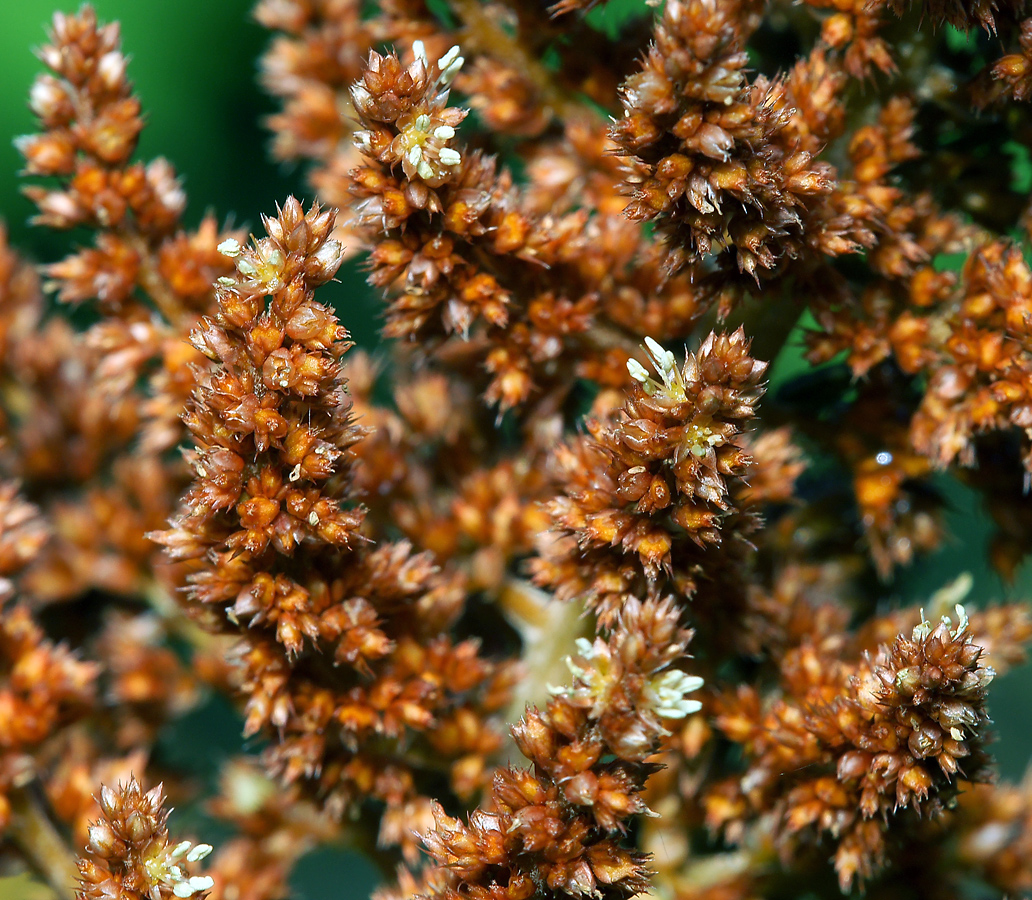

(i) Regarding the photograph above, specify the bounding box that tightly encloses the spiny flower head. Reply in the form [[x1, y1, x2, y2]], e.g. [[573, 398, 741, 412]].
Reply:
[[352, 42, 467, 190], [618, 329, 767, 541], [77, 778, 215, 900]]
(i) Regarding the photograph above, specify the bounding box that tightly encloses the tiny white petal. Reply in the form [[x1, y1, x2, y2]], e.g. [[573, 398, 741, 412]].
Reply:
[[170, 841, 192, 860], [186, 844, 213, 862], [438, 45, 461, 71], [626, 358, 650, 384]]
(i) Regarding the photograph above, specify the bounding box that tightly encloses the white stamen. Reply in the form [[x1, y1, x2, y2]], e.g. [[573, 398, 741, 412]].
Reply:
[[186, 845, 213, 863], [627, 358, 650, 384]]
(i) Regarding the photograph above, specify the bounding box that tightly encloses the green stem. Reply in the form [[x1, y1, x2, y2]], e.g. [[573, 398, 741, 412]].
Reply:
[[7, 787, 79, 900]]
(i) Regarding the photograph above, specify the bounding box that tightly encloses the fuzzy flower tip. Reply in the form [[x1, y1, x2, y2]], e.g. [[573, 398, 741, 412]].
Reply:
[[551, 636, 704, 720], [627, 335, 688, 402]]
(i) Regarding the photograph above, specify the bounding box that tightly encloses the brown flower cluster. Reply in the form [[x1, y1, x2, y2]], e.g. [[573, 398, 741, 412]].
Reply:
[[611, 0, 872, 279], [1, 3, 1032, 900], [533, 329, 768, 626], [714, 605, 995, 891], [152, 197, 515, 858], [409, 597, 701, 900], [76, 778, 214, 900]]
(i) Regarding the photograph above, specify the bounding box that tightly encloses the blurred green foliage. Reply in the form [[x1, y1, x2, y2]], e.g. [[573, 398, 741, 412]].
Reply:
[[0, 0, 298, 256]]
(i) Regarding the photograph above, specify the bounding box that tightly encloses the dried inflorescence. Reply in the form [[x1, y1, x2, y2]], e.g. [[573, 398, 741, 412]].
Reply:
[[713, 605, 996, 891], [611, 0, 871, 279], [3, 2, 1032, 900], [534, 331, 766, 624], [153, 197, 514, 857], [415, 597, 701, 900], [76, 778, 214, 900]]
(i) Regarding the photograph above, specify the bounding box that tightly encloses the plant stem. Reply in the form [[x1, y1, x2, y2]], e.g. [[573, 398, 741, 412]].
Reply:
[[7, 787, 79, 900]]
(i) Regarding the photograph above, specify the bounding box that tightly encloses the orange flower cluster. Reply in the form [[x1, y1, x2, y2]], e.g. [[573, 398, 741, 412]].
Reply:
[[153, 197, 515, 859], [412, 598, 701, 900], [77, 779, 214, 900], [1, 3, 1032, 900], [714, 606, 995, 891]]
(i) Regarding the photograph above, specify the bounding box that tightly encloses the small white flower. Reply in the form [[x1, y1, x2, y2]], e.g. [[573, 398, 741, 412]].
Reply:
[[626, 336, 687, 401], [644, 669, 704, 719]]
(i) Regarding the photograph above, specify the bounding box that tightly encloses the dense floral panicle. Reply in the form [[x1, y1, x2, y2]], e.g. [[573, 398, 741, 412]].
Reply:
[[621, 330, 767, 521], [75, 778, 215, 900], [157, 196, 361, 638], [155, 197, 515, 855], [611, 0, 867, 278], [19, 5, 236, 330], [414, 598, 700, 900], [910, 242, 1032, 471], [532, 332, 766, 629], [19, 7, 180, 235], [713, 605, 996, 891], [352, 43, 467, 193]]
